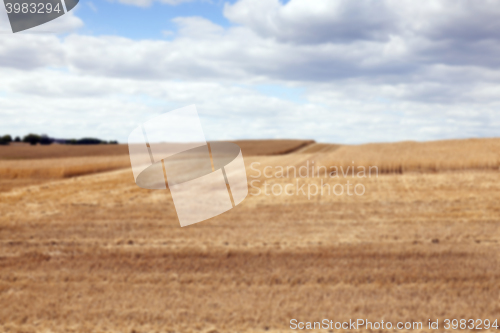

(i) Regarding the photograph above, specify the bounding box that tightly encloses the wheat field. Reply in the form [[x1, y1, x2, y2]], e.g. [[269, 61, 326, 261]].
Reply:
[[317, 138, 500, 173], [0, 141, 313, 192], [1, 138, 500, 333]]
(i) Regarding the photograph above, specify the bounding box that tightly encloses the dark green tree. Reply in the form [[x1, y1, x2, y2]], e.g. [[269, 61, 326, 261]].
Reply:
[[0, 135, 12, 145], [23, 134, 41, 145], [40, 135, 54, 145]]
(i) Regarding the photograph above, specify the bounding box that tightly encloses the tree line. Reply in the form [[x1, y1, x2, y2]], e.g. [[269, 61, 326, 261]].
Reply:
[[0, 134, 119, 145]]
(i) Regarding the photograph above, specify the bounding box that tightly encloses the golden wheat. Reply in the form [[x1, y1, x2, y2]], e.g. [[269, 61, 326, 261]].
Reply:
[[0, 143, 130, 160], [1, 167, 500, 333], [0, 156, 131, 179], [0, 140, 315, 160], [1, 138, 500, 333], [263, 138, 500, 175]]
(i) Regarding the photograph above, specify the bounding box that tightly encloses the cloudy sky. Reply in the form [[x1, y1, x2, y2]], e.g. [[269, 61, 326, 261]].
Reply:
[[0, 0, 499, 143]]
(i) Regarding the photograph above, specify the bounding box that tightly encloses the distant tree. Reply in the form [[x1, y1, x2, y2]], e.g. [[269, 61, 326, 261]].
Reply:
[[70, 138, 104, 145], [40, 135, 54, 145], [18, 135, 120, 145], [0, 135, 12, 145], [23, 134, 41, 145], [14, 136, 21, 142]]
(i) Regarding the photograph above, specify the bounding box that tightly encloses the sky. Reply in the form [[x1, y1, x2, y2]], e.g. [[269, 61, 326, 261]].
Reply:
[[0, 0, 499, 144]]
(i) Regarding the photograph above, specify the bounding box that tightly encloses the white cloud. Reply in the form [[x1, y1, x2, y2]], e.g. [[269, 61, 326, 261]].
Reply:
[[224, 0, 395, 44], [224, 0, 500, 45], [1, 65, 500, 144], [0, 0, 500, 143]]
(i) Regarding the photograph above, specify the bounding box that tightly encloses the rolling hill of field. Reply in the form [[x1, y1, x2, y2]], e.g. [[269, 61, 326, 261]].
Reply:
[[0, 140, 315, 160], [1, 138, 500, 332], [0, 140, 315, 192]]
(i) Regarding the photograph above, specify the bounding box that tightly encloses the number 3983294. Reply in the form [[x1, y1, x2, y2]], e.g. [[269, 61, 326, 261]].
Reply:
[[5, 2, 62, 14]]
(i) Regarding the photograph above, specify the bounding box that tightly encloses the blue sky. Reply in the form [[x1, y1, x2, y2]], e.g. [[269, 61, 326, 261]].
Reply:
[[0, 0, 499, 143], [75, 0, 235, 39]]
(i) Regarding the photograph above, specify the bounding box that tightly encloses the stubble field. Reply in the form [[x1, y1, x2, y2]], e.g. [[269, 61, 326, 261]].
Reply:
[[1, 139, 500, 333]]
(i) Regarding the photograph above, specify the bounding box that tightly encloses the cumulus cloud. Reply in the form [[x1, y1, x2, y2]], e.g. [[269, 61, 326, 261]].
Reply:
[[0, 68, 328, 142], [0, 0, 500, 143], [224, 0, 500, 45], [224, 0, 396, 44], [1, 64, 499, 143]]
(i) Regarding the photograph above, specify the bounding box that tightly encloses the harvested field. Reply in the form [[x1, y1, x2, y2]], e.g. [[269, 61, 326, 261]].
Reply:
[[231, 139, 316, 156], [0, 156, 131, 192], [294, 142, 342, 154], [1, 138, 500, 333], [314, 138, 500, 174], [0, 140, 315, 160], [0, 144, 130, 160], [259, 138, 500, 175], [0, 140, 316, 192], [0, 156, 131, 179]]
